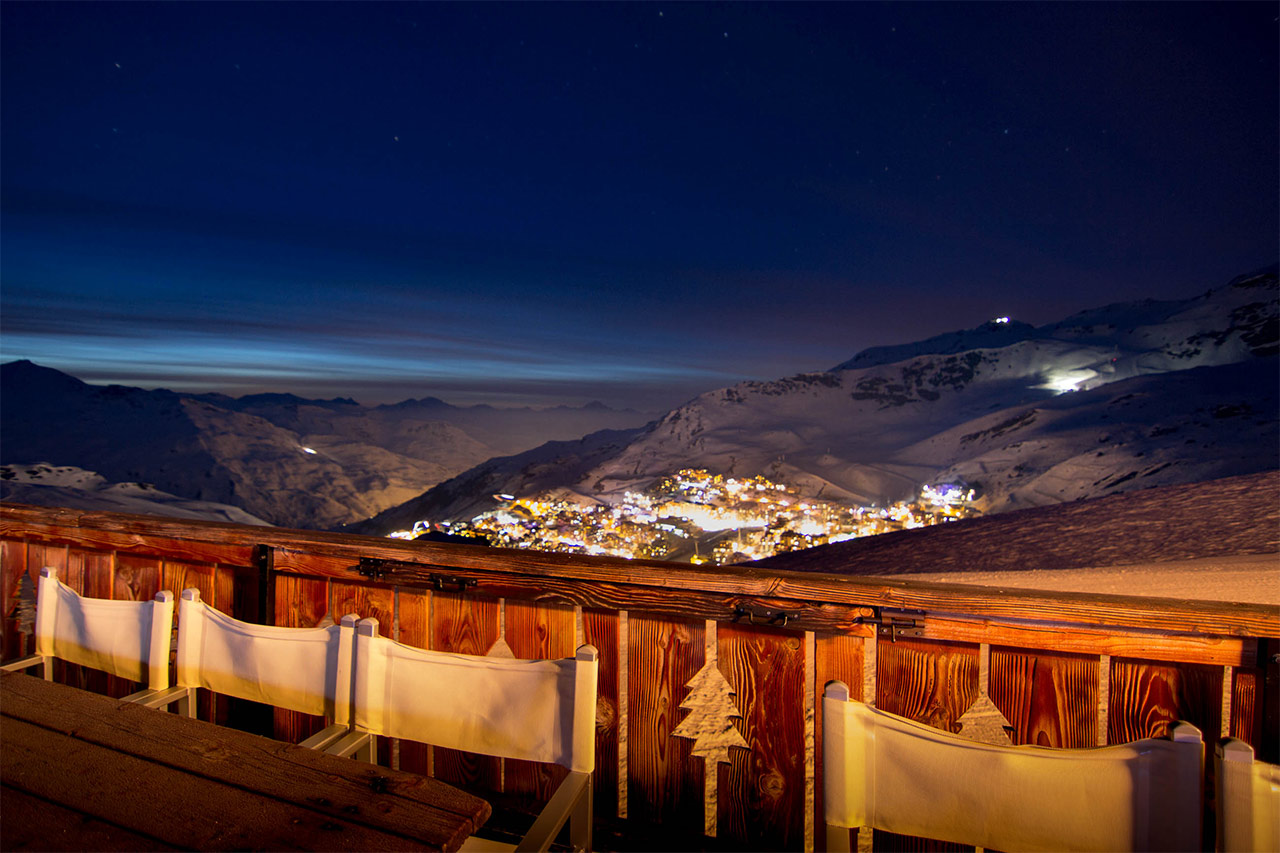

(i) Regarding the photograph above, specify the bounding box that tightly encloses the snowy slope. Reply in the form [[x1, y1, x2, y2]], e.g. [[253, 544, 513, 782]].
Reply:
[[1, 463, 272, 525], [356, 267, 1278, 532], [0, 360, 652, 530]]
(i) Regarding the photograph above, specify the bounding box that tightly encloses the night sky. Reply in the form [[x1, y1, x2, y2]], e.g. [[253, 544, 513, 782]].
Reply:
[[3, 2, 1276, 411]]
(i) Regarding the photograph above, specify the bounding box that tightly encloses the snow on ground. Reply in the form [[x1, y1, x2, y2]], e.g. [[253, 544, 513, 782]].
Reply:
[[899, 554, 1280, 605]]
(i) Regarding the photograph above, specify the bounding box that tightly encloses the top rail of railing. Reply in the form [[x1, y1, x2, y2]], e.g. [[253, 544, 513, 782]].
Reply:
[[2, 502, 1277, 639]]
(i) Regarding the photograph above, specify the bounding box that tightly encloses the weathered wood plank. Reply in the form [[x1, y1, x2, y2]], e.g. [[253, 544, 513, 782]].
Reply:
[[0, 783, 180, 851], [271, 573, 330, 743], [989, 647, 1097, 747], [876, 637, 979, 732], [431, 592, 502, 792], [6, 504, 1276, 637], [395, 586, 432, 774], [1, 678, 486, 851], [1230, 668, 1260, 748], [913, 614, 1255, 667], [585, 609, 620, 820], [2, 539, 29, 661], [628, 613, 704, 837], [718, 623, 806, 852], [814, 633, 863, 852], [504, 600, 575, 801], [1107, 658, 1223, 744]]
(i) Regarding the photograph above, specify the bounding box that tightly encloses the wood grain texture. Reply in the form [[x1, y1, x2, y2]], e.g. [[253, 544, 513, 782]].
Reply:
[[5, 504, 1276, 637], [1107, 657, 1223, 744], [876, 638, 978, 733], [2, 673, 490, 851], [395, 587, 432, 774], [1230, 668, 1260, 748], [989, 647, 1097, 747], [873, 638, 978, 852], [717, 622, 806, 852], [271, 573, 330, 743], [628, 613, 705, 837], [0, 783, 179, 851], [504, 600, 575, 800], [431, 592, 502, 792], [584, 609, 620, 820], [2, 539, 29, 661], [814, 633, 863, 852]]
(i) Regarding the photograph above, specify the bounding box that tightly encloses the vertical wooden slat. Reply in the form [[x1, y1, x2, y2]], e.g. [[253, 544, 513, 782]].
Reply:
[[874, 638, 978, 853], [989, 647, 1097, 747], [814, 633, 864, 852], [432, 592, 502, 791], [504, 600, 575, 800], [105, 554, 160, 698], [163, 560, 217, 721], [585, 609, 620, 820], [331, 580, 395, 764], [1230, 668, 1261, 749], [876, 637, 978, 731], [1107, 658, 1223, 744], [395, 587, 432, 775], [718, 623, 806, 852], [628, 613, 704, 838], [2, 539, 30, 661], [271, 574, 329, 743]]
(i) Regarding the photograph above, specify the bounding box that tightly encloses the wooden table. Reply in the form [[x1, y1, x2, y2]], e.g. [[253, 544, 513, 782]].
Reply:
[[0, 671, 491, 851]]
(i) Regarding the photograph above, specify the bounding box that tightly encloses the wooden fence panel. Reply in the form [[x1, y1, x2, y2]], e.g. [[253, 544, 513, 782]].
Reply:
[[272, 574, 330, 743], [990, 647, 1097, 747], [584, 609, 620, 820], [719, 622, 806, 851], [628, 613, 705, 838], [395, 587, 432, 774], [1108, 658, 1223, 744], [431, 592, 502, 792], [504, 601, 575, 801], [814, 633, 865, 852], [876, 637, 978, 730], [874, 637, 979, 853], [2, 539, 29, 661]]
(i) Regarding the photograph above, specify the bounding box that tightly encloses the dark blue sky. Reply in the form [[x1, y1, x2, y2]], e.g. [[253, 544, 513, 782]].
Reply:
[[3, 2, 1276, 410]]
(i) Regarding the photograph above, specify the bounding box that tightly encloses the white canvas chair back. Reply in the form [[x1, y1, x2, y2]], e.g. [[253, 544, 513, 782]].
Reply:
[[351, 618, 597, 773], [822, 681, 1203, 852], [175, 588, 356, 723], [1216, 738, 1280, 853], [2, 567, 173, 689]]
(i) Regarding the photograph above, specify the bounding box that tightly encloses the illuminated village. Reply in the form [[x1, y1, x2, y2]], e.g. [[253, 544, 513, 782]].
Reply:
[[388, 469, 977, 564]]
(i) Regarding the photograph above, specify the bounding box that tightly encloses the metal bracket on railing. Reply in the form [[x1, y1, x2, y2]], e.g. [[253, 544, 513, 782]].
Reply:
[[427, 574, 478, 593], [356, 558, 387, 581], [855, 608, 925, 642], [355, 558, 479, 594], [732, 605, 793, 627]]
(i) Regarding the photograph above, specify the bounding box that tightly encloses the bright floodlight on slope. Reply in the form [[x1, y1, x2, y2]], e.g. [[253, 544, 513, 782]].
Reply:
[[993, 316, 1010, 324], [1041, 369, 1096, 394]]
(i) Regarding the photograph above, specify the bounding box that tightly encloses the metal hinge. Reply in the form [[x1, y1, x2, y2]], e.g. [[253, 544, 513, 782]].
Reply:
[[855, 608, 925, 641], [731, 605, 793, 627]]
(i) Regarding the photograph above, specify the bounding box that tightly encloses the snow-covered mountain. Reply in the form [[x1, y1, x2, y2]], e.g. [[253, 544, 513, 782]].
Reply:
[[354, 266, 1278, 534], [1, 463, 272, 525], [0, 361, 650, 529]]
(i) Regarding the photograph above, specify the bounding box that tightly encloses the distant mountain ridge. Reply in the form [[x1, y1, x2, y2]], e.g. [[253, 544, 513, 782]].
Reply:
[[0, 361, 652, 529], [354, 265, 1278, 534]]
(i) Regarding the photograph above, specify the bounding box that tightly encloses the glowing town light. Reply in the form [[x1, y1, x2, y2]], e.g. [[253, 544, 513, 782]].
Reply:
[[301, 446, 317, 454]]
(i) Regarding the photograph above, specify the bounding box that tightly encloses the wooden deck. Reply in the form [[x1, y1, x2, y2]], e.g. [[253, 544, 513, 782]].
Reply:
[[2, 501, 1277, 851]]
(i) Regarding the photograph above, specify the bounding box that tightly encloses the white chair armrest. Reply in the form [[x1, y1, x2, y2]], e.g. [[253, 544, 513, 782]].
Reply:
[[514, 770, 592, 853], [124, 685, 194, 716], [0, 654, 51, 679], [323, 729, 376, 762], [299, 723, 356, 752]]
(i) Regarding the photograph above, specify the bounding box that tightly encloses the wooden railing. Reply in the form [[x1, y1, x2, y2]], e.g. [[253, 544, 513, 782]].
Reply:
[[3, 503, 1276, 851]]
